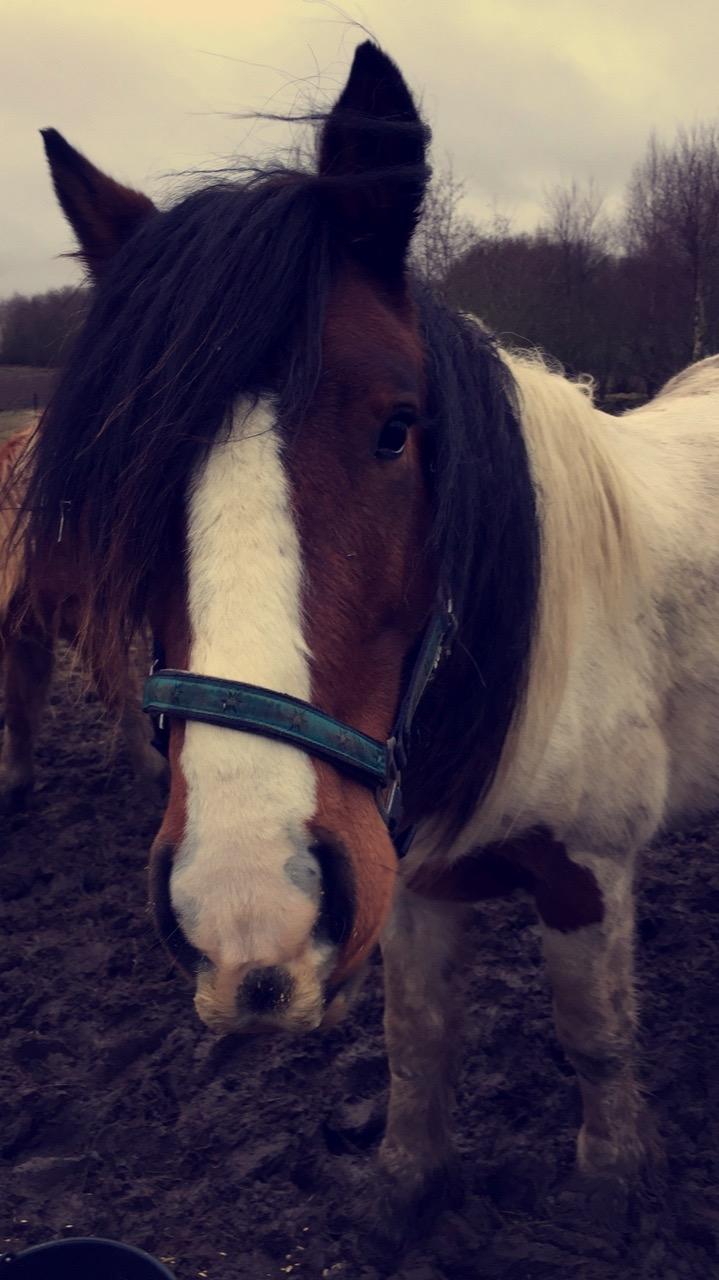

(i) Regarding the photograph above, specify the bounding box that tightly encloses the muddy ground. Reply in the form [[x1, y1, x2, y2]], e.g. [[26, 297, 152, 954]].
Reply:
[[1, 650, 718, 1280]]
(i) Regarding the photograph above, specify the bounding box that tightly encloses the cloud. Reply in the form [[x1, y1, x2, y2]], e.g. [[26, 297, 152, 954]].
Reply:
[[3, 0, 718, 293]]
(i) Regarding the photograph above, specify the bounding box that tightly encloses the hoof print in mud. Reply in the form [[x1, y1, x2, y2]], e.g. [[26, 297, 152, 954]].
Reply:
[[322, 1097, 385, 1155], [0, 780, 33, 816]]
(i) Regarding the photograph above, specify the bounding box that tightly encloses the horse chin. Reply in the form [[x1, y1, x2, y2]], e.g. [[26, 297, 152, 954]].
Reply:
[[195, 1000, 323, 1037]]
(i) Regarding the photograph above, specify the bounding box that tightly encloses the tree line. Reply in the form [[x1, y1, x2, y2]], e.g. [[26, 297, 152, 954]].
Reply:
[[0, 286, 88, 368], [3, 120, 719, 401], [417, 122, 719, 400]]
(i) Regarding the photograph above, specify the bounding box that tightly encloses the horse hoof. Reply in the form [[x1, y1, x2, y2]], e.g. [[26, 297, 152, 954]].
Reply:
[[359, 1155, 464, 1256], [577, 1111, 664, 1182]]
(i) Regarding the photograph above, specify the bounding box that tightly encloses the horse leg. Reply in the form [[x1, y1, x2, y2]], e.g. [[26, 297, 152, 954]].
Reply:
[[378, 887, 468, 1226], [0, 621, 54, 812], [84, 638, 167, 789], [538, 850, 654, 1177]]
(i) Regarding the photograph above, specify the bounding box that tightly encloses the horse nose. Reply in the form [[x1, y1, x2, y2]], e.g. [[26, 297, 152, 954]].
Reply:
[[151, 834, 356, 990], [239, 966, 295, 1015]]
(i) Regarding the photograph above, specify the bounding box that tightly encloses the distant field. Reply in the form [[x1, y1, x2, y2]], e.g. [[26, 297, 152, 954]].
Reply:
[[0, 408, 38, 445], [0, 364, 56, 412]]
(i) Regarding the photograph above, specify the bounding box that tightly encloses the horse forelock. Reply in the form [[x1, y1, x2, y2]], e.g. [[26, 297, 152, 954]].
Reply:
[[19, 171, 336, 702]]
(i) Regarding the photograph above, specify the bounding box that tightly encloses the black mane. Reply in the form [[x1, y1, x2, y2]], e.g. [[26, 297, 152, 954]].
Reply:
[[20, 167, 539, 846], [21, 171, 335, 614], [406, 288, 539, 840]]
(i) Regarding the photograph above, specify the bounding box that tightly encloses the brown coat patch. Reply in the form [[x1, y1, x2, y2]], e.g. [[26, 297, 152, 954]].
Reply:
[[284, 267, 433, 976], [0, 422, 37, 613], [148, 574, 190, 854], [411, 826, 604, 932]]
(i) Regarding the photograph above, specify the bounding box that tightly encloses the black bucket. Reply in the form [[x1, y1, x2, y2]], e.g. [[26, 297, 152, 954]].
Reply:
[[1, 1237, 176, 1279]]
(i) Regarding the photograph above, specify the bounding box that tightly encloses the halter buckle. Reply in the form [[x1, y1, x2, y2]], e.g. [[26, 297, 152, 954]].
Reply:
[[147, 653, 170, 758], [378, 735, 403, 833]]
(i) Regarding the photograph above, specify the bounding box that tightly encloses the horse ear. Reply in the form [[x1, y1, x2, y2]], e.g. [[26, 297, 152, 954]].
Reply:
[[318, 42, 430, 281], [41, 128, 157, 277]]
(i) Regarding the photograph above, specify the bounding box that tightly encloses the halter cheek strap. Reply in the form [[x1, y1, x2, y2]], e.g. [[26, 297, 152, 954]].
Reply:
[[143, 599, 455, 854]]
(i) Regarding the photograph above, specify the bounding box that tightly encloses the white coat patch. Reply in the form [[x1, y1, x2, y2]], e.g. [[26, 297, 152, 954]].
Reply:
[[170, 398, 321, 970]]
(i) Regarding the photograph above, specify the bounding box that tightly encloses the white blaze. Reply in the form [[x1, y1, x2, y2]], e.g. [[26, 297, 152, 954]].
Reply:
[[170, 398, 320, 970]]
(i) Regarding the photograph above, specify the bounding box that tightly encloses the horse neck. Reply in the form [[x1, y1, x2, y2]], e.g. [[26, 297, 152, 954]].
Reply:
[[476, 352, 648, 837], [507, 351, 645, 595]]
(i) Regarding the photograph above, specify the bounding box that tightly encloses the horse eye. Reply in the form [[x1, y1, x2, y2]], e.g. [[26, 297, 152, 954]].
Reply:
[[375, 415, 412, 460]]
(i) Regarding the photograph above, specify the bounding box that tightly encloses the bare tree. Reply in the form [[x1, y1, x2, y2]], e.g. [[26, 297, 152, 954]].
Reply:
[[624, 125, 719, 361], [542, 178, 610, 293], [534, 179, 611, 372], [411, 156, 477, 293], [0, 287, 88, 366]]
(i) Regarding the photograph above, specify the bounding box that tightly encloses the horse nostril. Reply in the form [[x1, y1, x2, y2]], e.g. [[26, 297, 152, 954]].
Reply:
[[241, 966, 295, 1014], [150, 843, 205, 976], [311, 834, 356, 946]]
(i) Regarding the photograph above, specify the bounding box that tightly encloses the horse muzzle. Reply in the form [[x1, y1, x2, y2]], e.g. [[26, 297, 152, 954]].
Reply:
[[193, 946, 340, 1035]]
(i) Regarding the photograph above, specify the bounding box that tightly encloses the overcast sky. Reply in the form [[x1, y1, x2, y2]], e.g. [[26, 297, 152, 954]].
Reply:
[[3, 0, 718, 296]]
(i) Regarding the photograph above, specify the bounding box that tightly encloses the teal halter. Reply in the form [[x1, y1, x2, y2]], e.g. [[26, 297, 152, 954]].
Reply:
[[143, 601, 455, 848]]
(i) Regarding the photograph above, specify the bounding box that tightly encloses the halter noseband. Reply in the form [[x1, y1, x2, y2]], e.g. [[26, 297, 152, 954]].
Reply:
[[142, 599, 455, 856]]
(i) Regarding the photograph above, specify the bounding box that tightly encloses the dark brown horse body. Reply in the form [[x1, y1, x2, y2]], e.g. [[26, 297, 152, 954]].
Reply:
[[0, 424, 164, 810]]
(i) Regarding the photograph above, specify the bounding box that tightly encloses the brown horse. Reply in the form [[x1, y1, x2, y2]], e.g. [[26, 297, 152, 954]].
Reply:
[[18, 41, 719, 1235], [0, 421, 165, 811]]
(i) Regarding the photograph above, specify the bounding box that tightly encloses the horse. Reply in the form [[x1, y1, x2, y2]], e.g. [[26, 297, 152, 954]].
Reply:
[[18, 40, 719, 1228], [0, 421, 165, 811]]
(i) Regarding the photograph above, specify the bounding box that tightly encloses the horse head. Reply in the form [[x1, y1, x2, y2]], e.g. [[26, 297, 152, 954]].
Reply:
[[38, 44, 437, 1032]]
